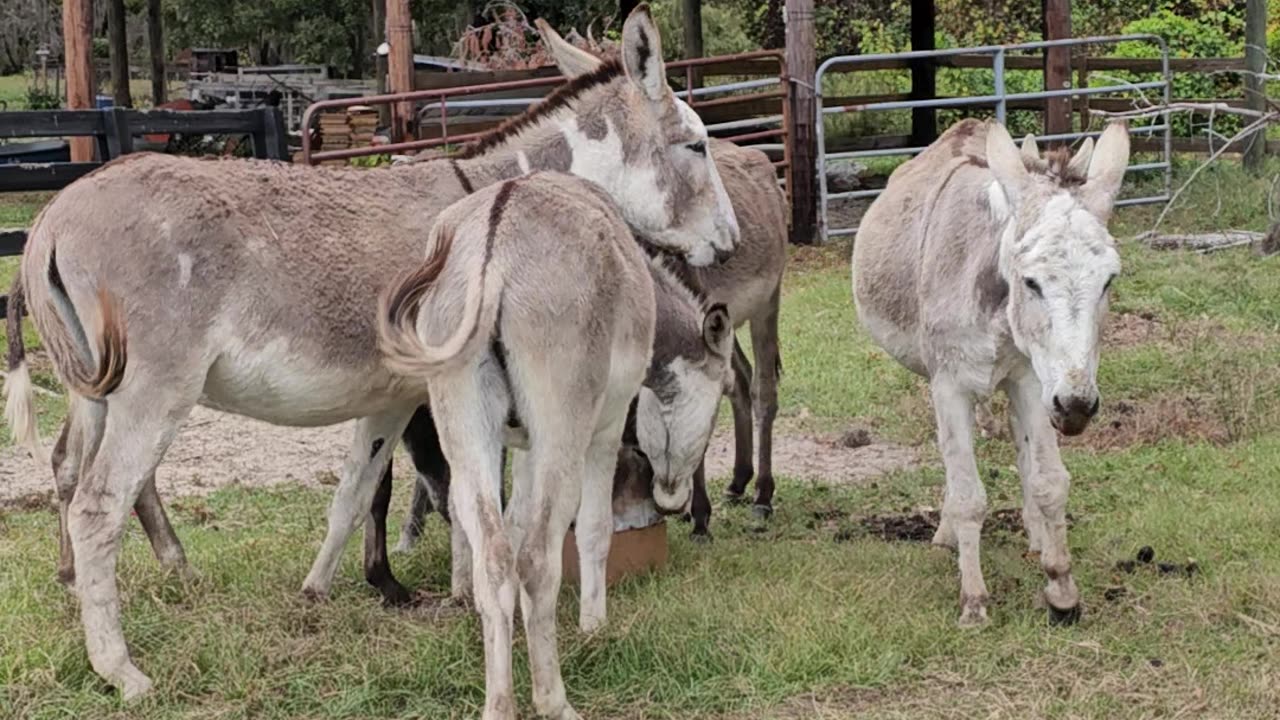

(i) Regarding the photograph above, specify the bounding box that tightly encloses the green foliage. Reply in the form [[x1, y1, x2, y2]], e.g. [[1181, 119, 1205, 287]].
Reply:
[[1113, 11, 1244, 138], [649, 0, 756, 59], [347, 153, 392, 168], [23, 85, 60, 110]]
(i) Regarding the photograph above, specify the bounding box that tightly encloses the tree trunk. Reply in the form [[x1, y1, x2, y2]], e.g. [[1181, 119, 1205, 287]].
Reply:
[[147, 0, 166, 105], [107, 0, 132, 107]]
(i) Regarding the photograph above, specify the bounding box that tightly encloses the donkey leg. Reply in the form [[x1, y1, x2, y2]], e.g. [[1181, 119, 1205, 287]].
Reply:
[[749, 293, 781, 519], [1003, 379, 1048, 560], [723, 339, 755, 502], [396, 405, 452, 553], [302, 408, 414, 601], [363, 461, 413, 606], [930, 379, 989, 627], [574, 418, 627, 634], [133, 473, 190, 577], [50, 419, 76, 585], [69, 391, 195, 700], [431, 361, 517, 720], [689, 460, 713, 542], [1007, 373, 1081, 624]]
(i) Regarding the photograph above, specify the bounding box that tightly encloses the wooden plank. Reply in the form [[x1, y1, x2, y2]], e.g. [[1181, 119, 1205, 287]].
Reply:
[[0, 110, 105, 137], [103, 107, 134, 158], [909, 0, 937, 146], [0, 229, 27, 256], [0, 163, 101, 192], [823, 134, 912, 154], [1090, 57, 1245, 73], [125, 109, 263, 135], [786, 0, 817, 244], [1132, 137, 1280, 155]]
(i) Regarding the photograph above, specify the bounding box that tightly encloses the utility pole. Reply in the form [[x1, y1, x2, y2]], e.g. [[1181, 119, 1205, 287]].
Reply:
[[386, 0, 414, 142], [785, 0, 816, 244], [63, 0, 95, 161]]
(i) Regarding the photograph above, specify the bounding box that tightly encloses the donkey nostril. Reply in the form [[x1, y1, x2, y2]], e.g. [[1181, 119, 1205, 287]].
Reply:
[[1053, 396, 1066, 414]]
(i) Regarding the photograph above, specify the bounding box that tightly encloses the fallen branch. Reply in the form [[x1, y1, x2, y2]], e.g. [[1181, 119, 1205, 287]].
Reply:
[[1134, 230, 1264, 252]]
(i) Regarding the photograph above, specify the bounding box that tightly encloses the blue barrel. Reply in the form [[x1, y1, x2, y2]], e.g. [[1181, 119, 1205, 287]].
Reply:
[[95, 94, 114, 109]]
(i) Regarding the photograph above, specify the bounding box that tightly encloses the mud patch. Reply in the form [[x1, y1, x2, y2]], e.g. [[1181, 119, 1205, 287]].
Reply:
[[816, 507, 1073, 543], [702, 425, 919, 487], [1063, 394, 1231, 450], [0, 405, 422, 508], [1104, 311, 1163, 349]]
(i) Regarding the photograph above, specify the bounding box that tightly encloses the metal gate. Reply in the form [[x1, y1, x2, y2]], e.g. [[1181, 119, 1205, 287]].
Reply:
[[815, 34, 1172, 242]]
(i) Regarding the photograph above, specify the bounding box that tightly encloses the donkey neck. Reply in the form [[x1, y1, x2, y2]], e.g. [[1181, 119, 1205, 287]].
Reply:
[[449, 124, 575, 190]]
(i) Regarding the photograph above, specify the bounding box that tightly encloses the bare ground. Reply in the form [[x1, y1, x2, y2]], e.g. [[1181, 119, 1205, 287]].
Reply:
[[0, 408, 921, 508]]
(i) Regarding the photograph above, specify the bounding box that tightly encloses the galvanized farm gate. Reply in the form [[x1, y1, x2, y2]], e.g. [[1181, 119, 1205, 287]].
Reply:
[[815, 35, 1173, 242]]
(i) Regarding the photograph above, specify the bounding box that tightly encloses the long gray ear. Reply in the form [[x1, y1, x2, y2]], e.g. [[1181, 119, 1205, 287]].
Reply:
[[621, 3, 667, 102], [986, 121, 1030, 207], [1081, 121, 1130, 220], [535, 18, 604, 78], [1066, 136, 1095, 178], [702, 303, 732, 356]]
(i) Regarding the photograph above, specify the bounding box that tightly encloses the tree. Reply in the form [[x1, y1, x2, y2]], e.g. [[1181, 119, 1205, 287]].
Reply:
[[148, 0, 166, 104], [107, 0, 132, 106]]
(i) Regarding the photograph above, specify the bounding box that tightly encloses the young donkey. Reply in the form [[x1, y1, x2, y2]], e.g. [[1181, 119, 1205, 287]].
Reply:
[[853, 118, 1129, 626], [392, 136, 785, 554], [3, 6, 739, 700], [376, 170, 704, 720]]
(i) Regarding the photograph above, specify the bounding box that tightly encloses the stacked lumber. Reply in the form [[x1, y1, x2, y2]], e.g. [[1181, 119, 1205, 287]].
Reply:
[[318, 110, 351, 151], [348, 106, 379, 148]]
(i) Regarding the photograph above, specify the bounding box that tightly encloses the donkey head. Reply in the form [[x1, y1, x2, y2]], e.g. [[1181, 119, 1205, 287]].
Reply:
[[987, 120, 1129, 436], [536, 6, 739, 266], [631, 302, 733, 513]]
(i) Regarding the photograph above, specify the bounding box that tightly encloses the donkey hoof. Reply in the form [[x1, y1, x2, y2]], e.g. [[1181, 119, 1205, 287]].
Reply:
[[751, 504, 773, 520], [690, 529, 713, 544], [378, 582, 415, 608], [300, 586, 329, 604], [56, 568, 76, 587], [115, 664, 155, 701], [957, 595, 989, 628], [1048, 603, 1082, 626], [679, 512, 693, 524], [723, 492, 747, 505]]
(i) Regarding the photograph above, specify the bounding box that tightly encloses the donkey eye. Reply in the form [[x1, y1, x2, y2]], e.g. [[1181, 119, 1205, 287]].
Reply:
[[1024, 278, 1043, 297], [686, 140, 706, 156]]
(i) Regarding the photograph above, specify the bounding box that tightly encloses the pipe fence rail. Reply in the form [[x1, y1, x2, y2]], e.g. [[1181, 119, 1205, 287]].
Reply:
[[815, 34, 1173, 241]]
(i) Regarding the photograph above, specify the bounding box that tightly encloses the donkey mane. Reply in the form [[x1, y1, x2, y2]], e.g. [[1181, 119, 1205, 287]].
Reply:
[[1024, 148, 1087, 188], [456, 58, 625, 159]]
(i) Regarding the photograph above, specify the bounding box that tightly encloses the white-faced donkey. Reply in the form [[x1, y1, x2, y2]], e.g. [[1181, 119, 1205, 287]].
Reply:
[[853, 118, 1129, 627], [2, 5, 739, 701]]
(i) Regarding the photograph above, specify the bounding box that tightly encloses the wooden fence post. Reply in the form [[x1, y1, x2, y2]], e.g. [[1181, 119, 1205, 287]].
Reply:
[[785, 0, 817, 245], [386, 0, 414, 143], [148, 0, 167, 105], [909, 0, 937, 147], [1042, 0, 1072, 144], [682, 0, 704, 89], [1244, 0, 1267, 172]]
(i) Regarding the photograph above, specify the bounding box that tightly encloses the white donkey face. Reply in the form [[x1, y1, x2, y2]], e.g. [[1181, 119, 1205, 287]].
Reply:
[[634, 305, 733, 513], [540, 6, 740, 267], [987, 121, 1131, 435]]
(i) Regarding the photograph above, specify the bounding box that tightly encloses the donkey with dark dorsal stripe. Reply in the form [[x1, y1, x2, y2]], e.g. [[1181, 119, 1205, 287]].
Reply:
[[2, 6, 739, 700], [853, 118, 1129, 627], [375, 170, 688, 720]]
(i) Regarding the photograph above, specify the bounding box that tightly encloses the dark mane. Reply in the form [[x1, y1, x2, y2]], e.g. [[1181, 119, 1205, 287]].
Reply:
[[456, 58, 625, 159]]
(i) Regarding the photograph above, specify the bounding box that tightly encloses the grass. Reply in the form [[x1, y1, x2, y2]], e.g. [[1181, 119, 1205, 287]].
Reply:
[[2, 160, 1280, 718], [0, 73, 183, 111]]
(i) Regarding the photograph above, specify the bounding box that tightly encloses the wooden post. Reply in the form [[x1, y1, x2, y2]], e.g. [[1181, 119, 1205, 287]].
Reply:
[[1244, 0, 1267, 172], [63, 0, 95, 161], [107, 0, 132, 107], [372, 0, 390, 128], [1042, 0, 1072, 144], [682, 0, 704, 88], [785, 0, 816, 244], [386, 0, 414, 143], [147, 0, 166, 105], [909, 0, 936, 146]]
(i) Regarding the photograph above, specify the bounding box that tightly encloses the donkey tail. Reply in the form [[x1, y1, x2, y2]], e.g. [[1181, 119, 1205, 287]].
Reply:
[[378, 221, 501, 377], [4, 274, 49, 465]]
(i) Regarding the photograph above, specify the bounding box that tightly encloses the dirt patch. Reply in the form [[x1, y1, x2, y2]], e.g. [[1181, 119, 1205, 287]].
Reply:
[[816, 507, 1071, 544], [0, 405, 423, 508], [702, 426, 919, 487], [1103, 311, 1164, 349]]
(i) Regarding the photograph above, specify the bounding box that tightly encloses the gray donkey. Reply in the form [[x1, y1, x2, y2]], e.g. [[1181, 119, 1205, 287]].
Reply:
[[376, 170, 720, 720], [853, 118, 1129, 627], [3, 6, 738, 700]]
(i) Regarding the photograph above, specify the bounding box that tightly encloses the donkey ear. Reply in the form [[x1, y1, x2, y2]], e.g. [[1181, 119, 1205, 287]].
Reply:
[[1066, 136, 1095, 179], [535, 18, 604, 78], [621, 4, 667, 102], [702, 303, 732, 355], [1019, 134, 1040, 165], [1081, 121, 1130, 220], [986, 121, 1030, 207]]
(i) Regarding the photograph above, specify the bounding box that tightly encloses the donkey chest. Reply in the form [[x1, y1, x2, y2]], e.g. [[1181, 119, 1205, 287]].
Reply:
[[923, 321, 1023, 396]]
